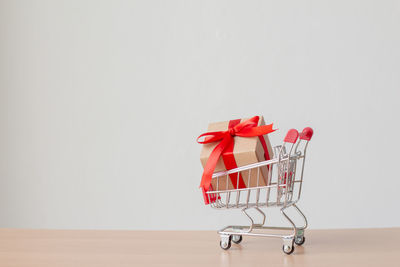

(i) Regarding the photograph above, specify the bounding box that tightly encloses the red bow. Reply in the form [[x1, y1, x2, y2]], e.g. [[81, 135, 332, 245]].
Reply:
[[197, 116, 275, 191]]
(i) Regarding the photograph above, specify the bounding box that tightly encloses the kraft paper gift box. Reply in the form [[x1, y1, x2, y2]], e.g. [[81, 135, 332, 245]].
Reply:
[[200, 116, 274, 192]]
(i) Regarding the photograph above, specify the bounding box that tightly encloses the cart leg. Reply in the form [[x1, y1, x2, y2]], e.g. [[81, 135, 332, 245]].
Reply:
[[292, 204, 307, 245], [280, 207, 297, 236], [253, 207, 266, 227], [292, 204, 308, 229], [280, 207, 296, 254], [242, 208, 255, 232], [241, 207, 266, 232]]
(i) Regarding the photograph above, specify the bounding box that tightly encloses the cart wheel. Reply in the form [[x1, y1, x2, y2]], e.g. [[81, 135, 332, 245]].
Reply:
[[220, 239, 231, 250], [294, 236, 305, 246], [231, 235, 242, 244], [282, 244, 294, 255]]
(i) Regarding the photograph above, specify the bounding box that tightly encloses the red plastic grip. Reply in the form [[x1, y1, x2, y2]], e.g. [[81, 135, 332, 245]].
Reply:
[[284, 129, 299, 144], [300, 127, 313, 141]]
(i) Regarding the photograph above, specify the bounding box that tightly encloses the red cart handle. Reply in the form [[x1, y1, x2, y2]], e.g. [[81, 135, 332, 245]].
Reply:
[[284, 129, 299, 143], [300, 127, 313, 141]]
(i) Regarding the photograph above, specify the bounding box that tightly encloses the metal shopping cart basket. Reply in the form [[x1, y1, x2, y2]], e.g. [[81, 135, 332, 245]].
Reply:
[[205, 127, 313, 254]]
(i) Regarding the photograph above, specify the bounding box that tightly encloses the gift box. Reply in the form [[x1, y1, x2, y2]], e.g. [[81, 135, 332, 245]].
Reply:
[[198, 116, 275, 202]]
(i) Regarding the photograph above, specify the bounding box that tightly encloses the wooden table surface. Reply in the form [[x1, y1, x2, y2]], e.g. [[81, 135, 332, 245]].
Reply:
[[0, 228, 399, 266]]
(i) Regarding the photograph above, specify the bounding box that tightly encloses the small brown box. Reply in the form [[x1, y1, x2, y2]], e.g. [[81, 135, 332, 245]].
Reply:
[[200, 116, 273, 191]]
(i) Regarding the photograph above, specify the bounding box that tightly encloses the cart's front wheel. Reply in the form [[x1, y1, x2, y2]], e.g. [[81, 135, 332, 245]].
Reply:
[[231, 235, 242, 244], [294, 236, 305, 246], [220, 239, 231, 250], [283, 244, 294, 255]]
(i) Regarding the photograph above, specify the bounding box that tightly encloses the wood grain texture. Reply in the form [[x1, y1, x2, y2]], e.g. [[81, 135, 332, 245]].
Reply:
[[0, 228, 399, 267]]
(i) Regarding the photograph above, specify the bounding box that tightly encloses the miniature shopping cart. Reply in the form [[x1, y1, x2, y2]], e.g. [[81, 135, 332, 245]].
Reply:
[[205, 127, 313, 254]]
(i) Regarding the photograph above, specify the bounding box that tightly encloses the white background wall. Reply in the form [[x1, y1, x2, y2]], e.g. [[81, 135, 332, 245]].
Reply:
[[1, 0, 399, 230]]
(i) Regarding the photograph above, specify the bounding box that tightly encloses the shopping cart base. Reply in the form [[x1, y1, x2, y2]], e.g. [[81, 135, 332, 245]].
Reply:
[[218, 226, 303, 254], [217, 205, 307, 254]]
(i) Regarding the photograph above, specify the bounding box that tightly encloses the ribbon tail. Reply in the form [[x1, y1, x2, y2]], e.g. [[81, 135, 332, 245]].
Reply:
[[199, 135, 232, 190]]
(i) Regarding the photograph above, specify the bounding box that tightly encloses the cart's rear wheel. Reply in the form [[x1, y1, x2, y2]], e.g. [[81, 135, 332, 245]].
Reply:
[[282, 244, 294, 255], [220, 239, 231, 250], [231, 235, 242, 244], [294, 236, 305, 246]]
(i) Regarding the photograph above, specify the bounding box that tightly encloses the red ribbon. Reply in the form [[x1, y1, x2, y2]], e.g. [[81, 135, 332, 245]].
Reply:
[[197, 116, 275, 191], [222, 119, 246, 189]]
